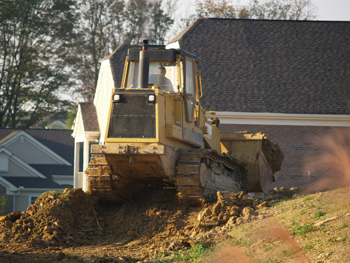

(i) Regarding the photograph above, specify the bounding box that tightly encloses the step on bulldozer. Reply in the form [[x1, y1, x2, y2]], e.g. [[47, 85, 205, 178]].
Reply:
[[86, 40, 284, 203]]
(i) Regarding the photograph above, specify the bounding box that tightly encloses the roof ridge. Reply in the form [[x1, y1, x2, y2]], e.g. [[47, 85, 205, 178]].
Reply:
[[168, 19, 202, 44], [205, 17, 350, 23]]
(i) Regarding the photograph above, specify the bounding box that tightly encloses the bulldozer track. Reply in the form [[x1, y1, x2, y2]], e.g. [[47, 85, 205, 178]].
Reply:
[[86, 150, 247, 203], [175, 149, 247, 203]]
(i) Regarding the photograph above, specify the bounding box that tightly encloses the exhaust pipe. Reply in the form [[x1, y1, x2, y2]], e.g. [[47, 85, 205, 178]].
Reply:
[[138, 39, 149, 89]]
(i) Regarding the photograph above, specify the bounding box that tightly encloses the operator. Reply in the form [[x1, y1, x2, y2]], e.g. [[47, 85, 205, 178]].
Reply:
[[155, 66, 173, 90]]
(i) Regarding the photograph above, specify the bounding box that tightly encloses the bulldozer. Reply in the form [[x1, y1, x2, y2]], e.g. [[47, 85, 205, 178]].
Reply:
[[86, 40, 283, 203]]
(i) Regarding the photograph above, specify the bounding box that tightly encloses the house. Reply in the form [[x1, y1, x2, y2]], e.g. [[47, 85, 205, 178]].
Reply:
[[73, 19, 350, 191], [0, 129, 74, 215], [167, 18, 350, 188]]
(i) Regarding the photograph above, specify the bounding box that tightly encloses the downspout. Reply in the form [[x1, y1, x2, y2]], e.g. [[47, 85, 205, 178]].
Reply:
[[13, 188, 20, 212]]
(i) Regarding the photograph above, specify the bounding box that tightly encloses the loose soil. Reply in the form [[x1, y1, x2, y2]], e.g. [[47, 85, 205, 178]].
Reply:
[[0, 186, 349, 262]]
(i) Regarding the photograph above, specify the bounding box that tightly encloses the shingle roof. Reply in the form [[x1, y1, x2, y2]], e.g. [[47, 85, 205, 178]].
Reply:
[[0, 129, 74, 164], [1, 176, 65, 189], [80, 102, 99, 132], [169, 18, 350, 115], [108, 44, 141, 89], [0, 131, 20, 145]]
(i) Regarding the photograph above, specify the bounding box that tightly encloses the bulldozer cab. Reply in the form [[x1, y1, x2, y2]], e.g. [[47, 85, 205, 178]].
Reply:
[[104, 41, 205, 147]]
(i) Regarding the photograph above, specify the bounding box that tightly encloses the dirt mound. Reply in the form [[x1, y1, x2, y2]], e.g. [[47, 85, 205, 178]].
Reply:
[[0, 189, 99, 249], [0, 187, 299, 261]]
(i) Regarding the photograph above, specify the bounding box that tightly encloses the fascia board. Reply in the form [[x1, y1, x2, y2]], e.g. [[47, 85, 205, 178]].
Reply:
[[84, 132, 100, 139], [0, 147, 45, 178], [0, 147, 13, 156], [0, 177, 18, 193], [72, 105, 82, 138], [93, 59, 111, 105], [74, 136, 85, 143], [1, 131, 71, 166], [10, 153, 46, 178], [211, 111, 350, 127]]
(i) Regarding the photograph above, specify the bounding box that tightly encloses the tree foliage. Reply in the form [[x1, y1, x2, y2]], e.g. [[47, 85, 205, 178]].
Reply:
[[195, 0, 317, 20], [74, 0, 176, 101], [0, 0, 78, 128]]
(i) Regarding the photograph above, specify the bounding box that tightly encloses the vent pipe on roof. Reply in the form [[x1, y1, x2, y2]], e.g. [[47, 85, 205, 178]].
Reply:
[[138, 39, 149, 89]]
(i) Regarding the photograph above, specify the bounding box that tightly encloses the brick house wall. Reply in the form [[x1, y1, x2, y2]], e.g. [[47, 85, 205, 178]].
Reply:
[[220, 124, 350, 190]]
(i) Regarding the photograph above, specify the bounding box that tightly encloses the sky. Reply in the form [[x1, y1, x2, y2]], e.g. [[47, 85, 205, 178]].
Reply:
[[178, 0, 350, 21]]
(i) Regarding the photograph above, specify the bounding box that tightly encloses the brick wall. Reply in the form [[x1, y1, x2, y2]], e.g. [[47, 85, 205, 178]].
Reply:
[[220, 124, 350, 190]]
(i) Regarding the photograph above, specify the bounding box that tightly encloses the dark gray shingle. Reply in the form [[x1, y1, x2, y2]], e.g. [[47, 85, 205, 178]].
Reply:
[[169, 18, 350, 115], [80, 102, 99, 132], [1, 176, 65, 189]]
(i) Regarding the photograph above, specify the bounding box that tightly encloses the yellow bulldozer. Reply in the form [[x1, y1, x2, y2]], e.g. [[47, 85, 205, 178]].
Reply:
[[86, 40, 283, 203]]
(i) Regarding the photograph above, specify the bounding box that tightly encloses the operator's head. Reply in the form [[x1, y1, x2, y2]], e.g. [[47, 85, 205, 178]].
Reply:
[[158, 66, 166, 76]]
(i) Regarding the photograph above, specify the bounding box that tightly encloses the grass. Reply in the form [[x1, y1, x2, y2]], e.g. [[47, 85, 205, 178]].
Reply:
[[302, 243, 317, 249], [280, 249, 293, 257], [157, 244, 213, 262], [263, 259, 283, 263], [338, 222, 349, 229], [231, 237, 257, 247], [312, 211, 326, 219], [291, 223, 317, 236], [303, 196, 314, 202]]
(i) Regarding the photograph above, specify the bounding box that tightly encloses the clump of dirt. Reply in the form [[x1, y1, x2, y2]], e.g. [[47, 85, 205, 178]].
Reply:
[[262, 138, 284, 173], [0, 186, 299, 262], [0, 188, 99, 249]]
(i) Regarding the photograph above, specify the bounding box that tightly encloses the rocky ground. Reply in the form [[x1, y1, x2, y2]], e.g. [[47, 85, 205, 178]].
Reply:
[[0, 186, 349, 262]]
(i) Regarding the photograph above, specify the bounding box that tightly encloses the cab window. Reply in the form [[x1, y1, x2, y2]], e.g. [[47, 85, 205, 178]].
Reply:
[[126, 61, 178, 93]]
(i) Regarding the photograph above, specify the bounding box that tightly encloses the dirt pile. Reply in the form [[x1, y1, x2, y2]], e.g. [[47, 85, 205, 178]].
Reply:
[[0, 187, 299, 262], [0, 189, 100, 249]]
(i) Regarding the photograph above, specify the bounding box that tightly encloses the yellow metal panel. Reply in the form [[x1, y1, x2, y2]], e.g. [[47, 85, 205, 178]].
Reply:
[[165, 95, 175, 125], [165, 124, 182, 140], [121, 56, 129, 88]]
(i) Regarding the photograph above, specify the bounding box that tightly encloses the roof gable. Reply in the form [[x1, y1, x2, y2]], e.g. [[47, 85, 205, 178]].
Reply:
[[169, 18, 350, 115], [0, 131, 71, 165], [0, 148, 46, 178]]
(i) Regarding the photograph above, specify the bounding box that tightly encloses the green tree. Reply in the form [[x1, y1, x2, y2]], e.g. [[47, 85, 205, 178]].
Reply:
[[0, 195, 8, 215], [74, 0, 176, 101], [194, 0, 317, 20], [65, 106, 77, 130], [148, 0, 175, 45], [0, 0, 78, 128], [74, 0, 125, 101]]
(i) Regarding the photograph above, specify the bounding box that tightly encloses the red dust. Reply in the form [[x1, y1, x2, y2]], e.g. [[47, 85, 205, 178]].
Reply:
[[304, 129, 350, 193]]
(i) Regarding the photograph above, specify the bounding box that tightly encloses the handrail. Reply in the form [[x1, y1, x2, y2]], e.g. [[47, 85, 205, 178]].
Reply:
[[197, 70, 203, 98]]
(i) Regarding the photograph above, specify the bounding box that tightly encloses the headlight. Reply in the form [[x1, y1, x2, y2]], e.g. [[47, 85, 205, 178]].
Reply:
[[148, 94, 156, 103], [113, 94, 121, 102]]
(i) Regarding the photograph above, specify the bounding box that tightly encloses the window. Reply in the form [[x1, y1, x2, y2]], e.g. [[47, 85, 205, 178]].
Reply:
[[126, 61, 178, 93], [185, 59, 196, 123], [0, 152, 9, 172], [185, 60, 195, 96], [30, 196, 39, 205]]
